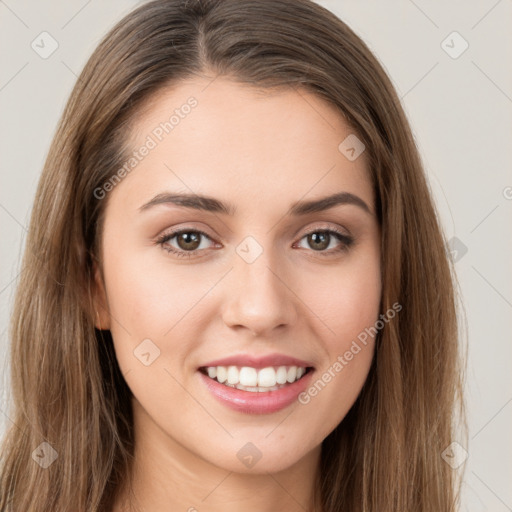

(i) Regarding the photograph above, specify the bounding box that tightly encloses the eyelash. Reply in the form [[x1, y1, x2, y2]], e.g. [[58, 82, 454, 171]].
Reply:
[[156, 226, 354, 260]]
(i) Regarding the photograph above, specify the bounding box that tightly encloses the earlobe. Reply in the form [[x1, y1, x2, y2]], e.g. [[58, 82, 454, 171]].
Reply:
[[92, 262, 111, 331]]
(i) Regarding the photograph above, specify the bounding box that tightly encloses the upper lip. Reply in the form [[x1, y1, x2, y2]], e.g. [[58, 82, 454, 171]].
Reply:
[[199, 353, 315, 369]]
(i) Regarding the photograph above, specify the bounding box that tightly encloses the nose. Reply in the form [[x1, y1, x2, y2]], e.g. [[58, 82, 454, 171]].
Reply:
[[220, 246, 298, 337]]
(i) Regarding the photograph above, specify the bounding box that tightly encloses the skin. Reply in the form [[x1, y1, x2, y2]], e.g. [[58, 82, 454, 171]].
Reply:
[[94, 75, 382, 512]]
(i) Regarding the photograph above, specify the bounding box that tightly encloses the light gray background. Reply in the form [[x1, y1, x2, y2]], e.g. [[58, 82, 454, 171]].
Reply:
[[0, 1, 511, 510]]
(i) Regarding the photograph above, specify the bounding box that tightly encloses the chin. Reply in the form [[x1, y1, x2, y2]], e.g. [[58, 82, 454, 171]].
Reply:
[[203, 437, 318, 475]]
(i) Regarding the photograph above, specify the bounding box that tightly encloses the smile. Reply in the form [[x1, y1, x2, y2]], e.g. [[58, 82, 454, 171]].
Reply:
[[199, 365, 312, 392]]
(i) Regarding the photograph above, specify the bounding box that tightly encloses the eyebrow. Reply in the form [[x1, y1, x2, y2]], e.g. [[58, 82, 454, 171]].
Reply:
[[139, 191, 372, 216]]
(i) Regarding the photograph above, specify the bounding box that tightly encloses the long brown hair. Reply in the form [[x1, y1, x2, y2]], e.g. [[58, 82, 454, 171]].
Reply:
[[0, 0, 467, 510]]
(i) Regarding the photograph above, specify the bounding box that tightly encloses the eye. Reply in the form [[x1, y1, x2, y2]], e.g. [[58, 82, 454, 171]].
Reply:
[[294, 228, 354, 256], [156, 226, 354, 260], [156, 229, 217, 259]]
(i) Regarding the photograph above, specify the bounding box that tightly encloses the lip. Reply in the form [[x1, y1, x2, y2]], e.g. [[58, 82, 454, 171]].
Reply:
[[198, 368, 314, 414], [199, 353, 314, 370]]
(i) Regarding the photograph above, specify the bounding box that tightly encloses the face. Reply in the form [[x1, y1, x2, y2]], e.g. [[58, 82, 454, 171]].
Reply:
[[95, 76, 381, 476]]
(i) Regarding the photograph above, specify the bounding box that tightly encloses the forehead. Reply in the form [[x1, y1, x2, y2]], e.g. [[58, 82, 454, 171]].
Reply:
[[114, 76, 373, 214]]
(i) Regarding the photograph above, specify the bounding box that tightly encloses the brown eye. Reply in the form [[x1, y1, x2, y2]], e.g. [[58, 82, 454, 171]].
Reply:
[[295, 228, 354, 255], [175, 232, 201, 251], [307, 232, 330, 251], [157, 229, 215, 259]]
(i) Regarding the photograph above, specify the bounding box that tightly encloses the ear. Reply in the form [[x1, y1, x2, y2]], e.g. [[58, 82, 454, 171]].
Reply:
[[92, 261, 111, 331]]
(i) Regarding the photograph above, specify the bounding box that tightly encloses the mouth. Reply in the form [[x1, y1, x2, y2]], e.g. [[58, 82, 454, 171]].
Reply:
[[198, 365, 315, 393], [197, 353, 316, 413]]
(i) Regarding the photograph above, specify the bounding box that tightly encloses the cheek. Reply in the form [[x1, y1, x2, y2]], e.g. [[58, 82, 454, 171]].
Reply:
[[101, 247, 209, 402], [303, 249, 381, 347], [298, 249, 381, 400], [102, 246, 212, 338], [330, 269, 381, 345]]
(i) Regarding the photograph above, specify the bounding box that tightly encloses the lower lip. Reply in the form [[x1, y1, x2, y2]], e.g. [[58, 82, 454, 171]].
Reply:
[[198, 369, 314, 414]]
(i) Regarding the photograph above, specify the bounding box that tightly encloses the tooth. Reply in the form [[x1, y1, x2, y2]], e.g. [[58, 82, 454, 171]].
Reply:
[[227, 366, 239, 385], [286, 366, 297, 383], [258, 367, 277, 387], [276, 366, 288, 384], [216, 366, 227, 383], [205, 364, 308, 388], [239, 367, 258, 387]]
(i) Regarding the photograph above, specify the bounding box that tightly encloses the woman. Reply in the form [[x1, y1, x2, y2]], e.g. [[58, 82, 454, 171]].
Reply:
[[0, 0, 466, 510]]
